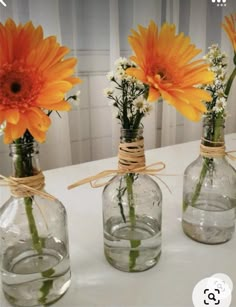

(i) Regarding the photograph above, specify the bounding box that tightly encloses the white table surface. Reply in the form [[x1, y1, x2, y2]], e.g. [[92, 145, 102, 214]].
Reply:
[[0, 134, 236, 307]]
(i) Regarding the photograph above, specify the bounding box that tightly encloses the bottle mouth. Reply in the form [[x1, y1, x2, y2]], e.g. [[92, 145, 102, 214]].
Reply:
[[9, 141, 39, 156], [203, 116, 225, 128], [120, 128, 144, 141]]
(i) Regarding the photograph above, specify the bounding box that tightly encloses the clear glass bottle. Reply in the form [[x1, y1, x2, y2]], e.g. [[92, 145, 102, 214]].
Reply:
[[0, 142, 71, 306], [182, 117, 236, 244], [103, 129, 162, 272]]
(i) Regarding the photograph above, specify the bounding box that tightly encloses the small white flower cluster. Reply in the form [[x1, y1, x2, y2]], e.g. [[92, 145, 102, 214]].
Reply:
[[132, 96, 153, 115], [104, 57, 151, 129], [202, 44, 228, 117], [105, 57, 145, 87], [212, 89, 227, 114], [103, 87, 114, 99]]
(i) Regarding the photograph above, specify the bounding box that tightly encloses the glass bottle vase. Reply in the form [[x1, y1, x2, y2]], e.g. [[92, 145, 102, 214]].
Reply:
[[182, 117, 236, 244], [0, 142, 71, 306], [103, 129, 162, 272]]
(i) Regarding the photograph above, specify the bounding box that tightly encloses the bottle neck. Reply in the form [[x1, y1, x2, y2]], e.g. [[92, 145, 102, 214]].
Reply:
[[9, 142, 41, 178], [201, 116, 225, 147], [118, 128, 145, 170], [120, 128, 144, 143]]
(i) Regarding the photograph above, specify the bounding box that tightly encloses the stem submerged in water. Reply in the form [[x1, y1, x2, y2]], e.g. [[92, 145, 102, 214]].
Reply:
[[24, 197, 43, 254], [13, 138, 54, 303], [187, 117, 223, 209], [125, 174, 141, 271], [187, 158, 210, 209]]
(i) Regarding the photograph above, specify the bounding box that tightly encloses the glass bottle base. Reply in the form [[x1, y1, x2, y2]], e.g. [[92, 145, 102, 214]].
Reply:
[[104, 248, 161, 272], [182, 198, 235, 244], [182, 219, 234, 244], [104, 216, 161, 272], [1, 237, 71, 306]]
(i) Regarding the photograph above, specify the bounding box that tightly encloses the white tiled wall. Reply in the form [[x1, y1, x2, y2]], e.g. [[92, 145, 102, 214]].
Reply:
[[69, 72, 114, 165]]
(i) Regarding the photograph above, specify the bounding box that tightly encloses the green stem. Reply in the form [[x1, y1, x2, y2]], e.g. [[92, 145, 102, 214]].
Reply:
[[125, 174, 141, 271], [24, 197, 43, 254], [117, 180, 126, 223], [187, 158, 209, 209], [225, 66, 236, 97], [126, 174, 135, 225], [25, 196, 54, 304], [38, 268, 55, 305]]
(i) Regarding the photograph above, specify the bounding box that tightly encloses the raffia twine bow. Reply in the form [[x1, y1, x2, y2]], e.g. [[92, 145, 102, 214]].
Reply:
[[68, 162, 166, 189], [0, 172, 57, 200], [68, 138, 168, 189], [200, 138, 236, 160]]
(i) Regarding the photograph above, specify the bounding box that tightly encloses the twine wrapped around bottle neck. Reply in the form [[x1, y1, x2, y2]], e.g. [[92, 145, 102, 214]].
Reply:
[[200, 138, 236, 160], [118, 139, 145, 171], [0, 172, 56, 200], [200, 144, 226, 158]]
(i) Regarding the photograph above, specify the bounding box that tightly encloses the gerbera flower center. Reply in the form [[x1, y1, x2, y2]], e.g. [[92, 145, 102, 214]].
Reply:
[[152, 60, 180, 84], [0, 63, 43, 110], [11, 82, 21, 93]]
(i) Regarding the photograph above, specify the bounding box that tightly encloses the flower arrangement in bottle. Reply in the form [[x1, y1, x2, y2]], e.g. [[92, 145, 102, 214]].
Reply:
[[182, 13, 236, 244], [102, 20, 214, 272], [0, 18, 81, 306]]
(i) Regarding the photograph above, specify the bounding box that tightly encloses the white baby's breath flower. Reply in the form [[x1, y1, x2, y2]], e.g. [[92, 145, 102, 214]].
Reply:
[[213, 97, 227, 113], [115, 66, 126, 80], [106, 71, 114, 81], [127, 110, 132, 119], [103, 87, 114, 97], [132, 97, 153, 115], [114, 57, 128, 67], [143, 102, 153, 115], [125, 75, 136, 82], [136, 80, 145, 89], [132, 96, 144, 112], [216, 88, 226, 97]]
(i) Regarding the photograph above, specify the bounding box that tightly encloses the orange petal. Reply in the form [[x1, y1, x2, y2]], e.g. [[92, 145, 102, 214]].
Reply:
[[37, 100, 71, 111], [26, 108, 51, 132], [37, 91, 65, 104], [3, 115, 27, 143], [148, 87, 160, 102], [46, 58, 78, 81], [4, 109, 20, 124], [160, 89, 202, 121], [126, 67, 146, 83], [27, 124, 46, 143], [65, 76, 82, 85]]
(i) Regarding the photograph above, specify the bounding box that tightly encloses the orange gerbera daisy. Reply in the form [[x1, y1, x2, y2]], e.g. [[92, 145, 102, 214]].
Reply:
[[126, 21, 214, 121], [0, 19, 81, 143], [222, 13, 236, 52]]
